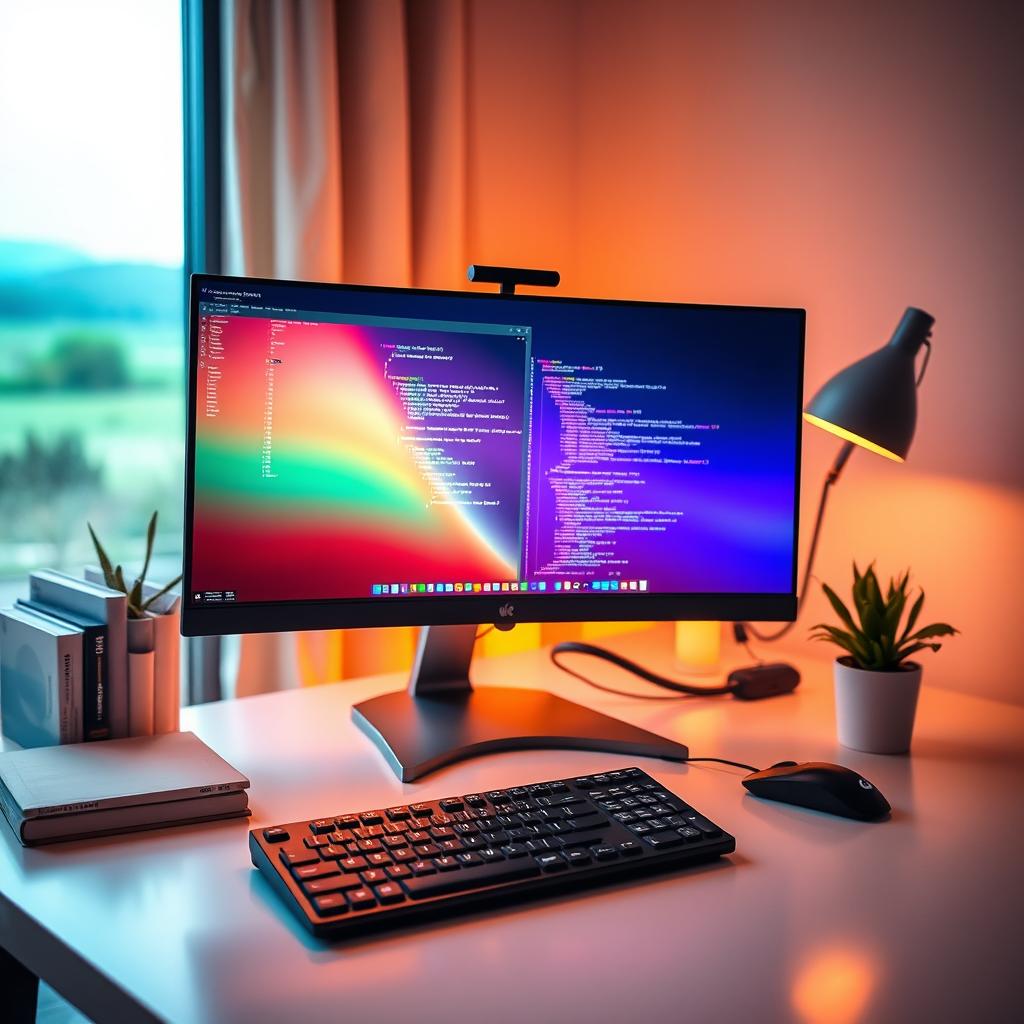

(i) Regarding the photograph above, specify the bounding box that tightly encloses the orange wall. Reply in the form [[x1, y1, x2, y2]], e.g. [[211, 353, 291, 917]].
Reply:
[[462, 0, 1024, 703]]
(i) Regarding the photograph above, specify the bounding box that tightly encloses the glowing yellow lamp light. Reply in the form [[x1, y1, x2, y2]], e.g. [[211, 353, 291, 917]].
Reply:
[[674, 621, 722, 675], [802, 413, 904, 463]]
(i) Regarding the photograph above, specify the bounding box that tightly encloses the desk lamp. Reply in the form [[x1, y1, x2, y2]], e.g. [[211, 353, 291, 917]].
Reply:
[[741, 306, 935, 643]]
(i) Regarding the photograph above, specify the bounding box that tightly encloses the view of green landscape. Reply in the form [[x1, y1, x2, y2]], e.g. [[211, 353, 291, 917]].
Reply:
[[0, 241, 184, 577]]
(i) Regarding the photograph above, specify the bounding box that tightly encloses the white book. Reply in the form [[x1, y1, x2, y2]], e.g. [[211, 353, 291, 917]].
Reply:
[[14, 790, 250, 845], [0, 605, 83, 747], [29, 570, 129, 738], [0, 730, 249, 820]]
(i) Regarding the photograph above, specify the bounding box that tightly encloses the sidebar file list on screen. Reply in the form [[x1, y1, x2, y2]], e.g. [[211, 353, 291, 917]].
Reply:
[[193, 300, 532, 602]]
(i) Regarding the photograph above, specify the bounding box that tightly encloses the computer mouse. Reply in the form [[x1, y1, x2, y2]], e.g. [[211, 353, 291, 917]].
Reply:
[[741, 761, 891, 821]]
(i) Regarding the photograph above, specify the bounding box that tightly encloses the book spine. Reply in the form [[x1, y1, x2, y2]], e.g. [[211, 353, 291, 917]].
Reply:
[[82, 624, 110, 740], [57, 632, 83, 744], [24, 779, 249, 819]]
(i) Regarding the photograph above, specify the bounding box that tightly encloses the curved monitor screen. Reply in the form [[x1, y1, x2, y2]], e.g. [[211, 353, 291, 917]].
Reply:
[[186, 277, 803, 611]]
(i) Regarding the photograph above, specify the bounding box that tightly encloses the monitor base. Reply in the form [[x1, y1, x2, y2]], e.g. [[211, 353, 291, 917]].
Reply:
[[351, 624, 688, 782], [352, 687, 689, 782]]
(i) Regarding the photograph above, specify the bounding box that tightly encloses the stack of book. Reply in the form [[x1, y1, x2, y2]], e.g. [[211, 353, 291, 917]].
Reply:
[[0, 731, 250, 845], [0, 569, 180, 750]]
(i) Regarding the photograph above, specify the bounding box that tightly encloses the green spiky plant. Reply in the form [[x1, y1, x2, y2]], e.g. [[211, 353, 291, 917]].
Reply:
[[88, 511, 182, 619], [811, 563, 958, 672]]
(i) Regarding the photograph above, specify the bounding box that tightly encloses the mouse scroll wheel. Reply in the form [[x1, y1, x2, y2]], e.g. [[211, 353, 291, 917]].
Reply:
[[771, 761, 799, 769]]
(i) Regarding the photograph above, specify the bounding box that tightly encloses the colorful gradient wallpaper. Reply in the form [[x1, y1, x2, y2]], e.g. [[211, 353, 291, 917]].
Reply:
[[190, 281, 802, 605]]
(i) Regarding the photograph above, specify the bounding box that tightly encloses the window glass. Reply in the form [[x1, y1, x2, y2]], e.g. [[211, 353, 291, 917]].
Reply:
[[0, 0, 184, 584]]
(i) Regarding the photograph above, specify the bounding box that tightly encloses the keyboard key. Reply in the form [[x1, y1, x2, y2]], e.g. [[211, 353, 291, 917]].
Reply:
[[320, 845, 347, 860], [501, 843, 529, 858], [439, 798, 463, 812], [434, 856, 460, 871], [409, 803, 433, 818], [375, 882, 406, 904], [414, 843, 441, 858], [359, 811, 384, 826], [439, 839, 463, 853], [280, 849, 320, 868], [366, 852, 392, 866], [564, 815, 608, 833], [677, 827, 702, 841], [310, 819, 335, 835], [403, 859, 540, 899], [263, 827, 289, 843], [564, 849, 591, 866], [313, 893, 349, 916], [392, 848, 417, 864], [360, 869, 388, 886], [618, 840, 643, 856], [339, 856, 368, 872], [643, 830, 684, 849], [386, 806, 411, 821], [684, 814, 721, 836], [304, 835, 329, 849], [347, 888, 376, 910], [356, 839, 384, 853], [535, 853, 568, 873], [592, 845, 619, 861], [304, 875, 361, 896], [410, 860, 437, 875], [464, 794, 487, 807], [406, 830, 431, 844], [382, 835, 407, 849], [386, 864, 412, 879], [294, 862, 341, 881], [456, 852, 484, 866], [335, 815, 360, 831]]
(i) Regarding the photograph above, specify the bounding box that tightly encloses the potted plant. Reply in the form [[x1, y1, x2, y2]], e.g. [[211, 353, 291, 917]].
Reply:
[[811, 563, 957, 754]]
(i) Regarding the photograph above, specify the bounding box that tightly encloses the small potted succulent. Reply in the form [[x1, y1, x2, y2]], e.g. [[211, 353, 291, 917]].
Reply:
[[811, 564, 958, 754]]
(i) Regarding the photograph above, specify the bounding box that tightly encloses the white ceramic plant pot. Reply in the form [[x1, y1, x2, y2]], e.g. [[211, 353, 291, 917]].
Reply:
[[833, 657, 922, 754]]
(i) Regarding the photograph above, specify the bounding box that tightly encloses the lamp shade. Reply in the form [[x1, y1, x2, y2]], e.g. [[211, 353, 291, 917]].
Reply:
[[803, 307, 934, 462]]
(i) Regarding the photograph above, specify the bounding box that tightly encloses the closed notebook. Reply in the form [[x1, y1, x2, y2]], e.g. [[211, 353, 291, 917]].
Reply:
[[16, 790, 250, 845], [0, 730, 249, 819]]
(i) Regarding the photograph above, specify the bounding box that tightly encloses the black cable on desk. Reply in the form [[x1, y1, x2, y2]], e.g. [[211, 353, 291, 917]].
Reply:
[[550, 642, 737, 700]]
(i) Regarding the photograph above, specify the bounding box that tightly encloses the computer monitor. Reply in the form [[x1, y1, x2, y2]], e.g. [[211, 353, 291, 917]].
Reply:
[[183, 274, 804, 780]]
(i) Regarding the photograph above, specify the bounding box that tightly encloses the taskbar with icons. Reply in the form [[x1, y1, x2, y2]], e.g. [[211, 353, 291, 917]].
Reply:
[[371, 580, 650, 596]]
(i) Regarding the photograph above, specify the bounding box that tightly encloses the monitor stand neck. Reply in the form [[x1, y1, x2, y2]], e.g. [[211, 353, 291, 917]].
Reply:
[[351, 624, 689, 782]]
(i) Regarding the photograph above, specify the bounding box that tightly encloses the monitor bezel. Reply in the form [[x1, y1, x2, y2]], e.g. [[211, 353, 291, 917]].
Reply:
[[182, 273, 804, 637]]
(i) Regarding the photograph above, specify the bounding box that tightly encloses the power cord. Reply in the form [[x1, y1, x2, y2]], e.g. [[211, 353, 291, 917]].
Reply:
[[685, 756, 760, 773], [550, 642, 737, 700]]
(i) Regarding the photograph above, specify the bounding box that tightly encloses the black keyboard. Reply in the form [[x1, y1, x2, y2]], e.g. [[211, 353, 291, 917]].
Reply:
[[250, 767, 735, 938]]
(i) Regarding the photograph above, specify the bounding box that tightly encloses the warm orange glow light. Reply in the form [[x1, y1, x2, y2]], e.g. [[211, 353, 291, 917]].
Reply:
[[803, 413, 905, 463], [674, 621, 722, 674], [792, 947, 879, 1024]]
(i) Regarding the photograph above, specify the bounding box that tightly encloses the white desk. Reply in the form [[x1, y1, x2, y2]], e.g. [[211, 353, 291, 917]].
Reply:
[[2, 626, 1022, 1023]]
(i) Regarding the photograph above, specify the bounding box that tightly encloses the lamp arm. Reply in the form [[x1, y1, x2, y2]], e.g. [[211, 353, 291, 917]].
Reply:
[[738, 440, 854, 643]]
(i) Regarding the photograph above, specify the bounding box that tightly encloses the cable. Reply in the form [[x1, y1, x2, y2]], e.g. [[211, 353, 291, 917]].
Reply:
[[475, 625, 495, 640], [549, 646, 763, 771], [685, 756, 760, 773], [550, 642, 736, 700]]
